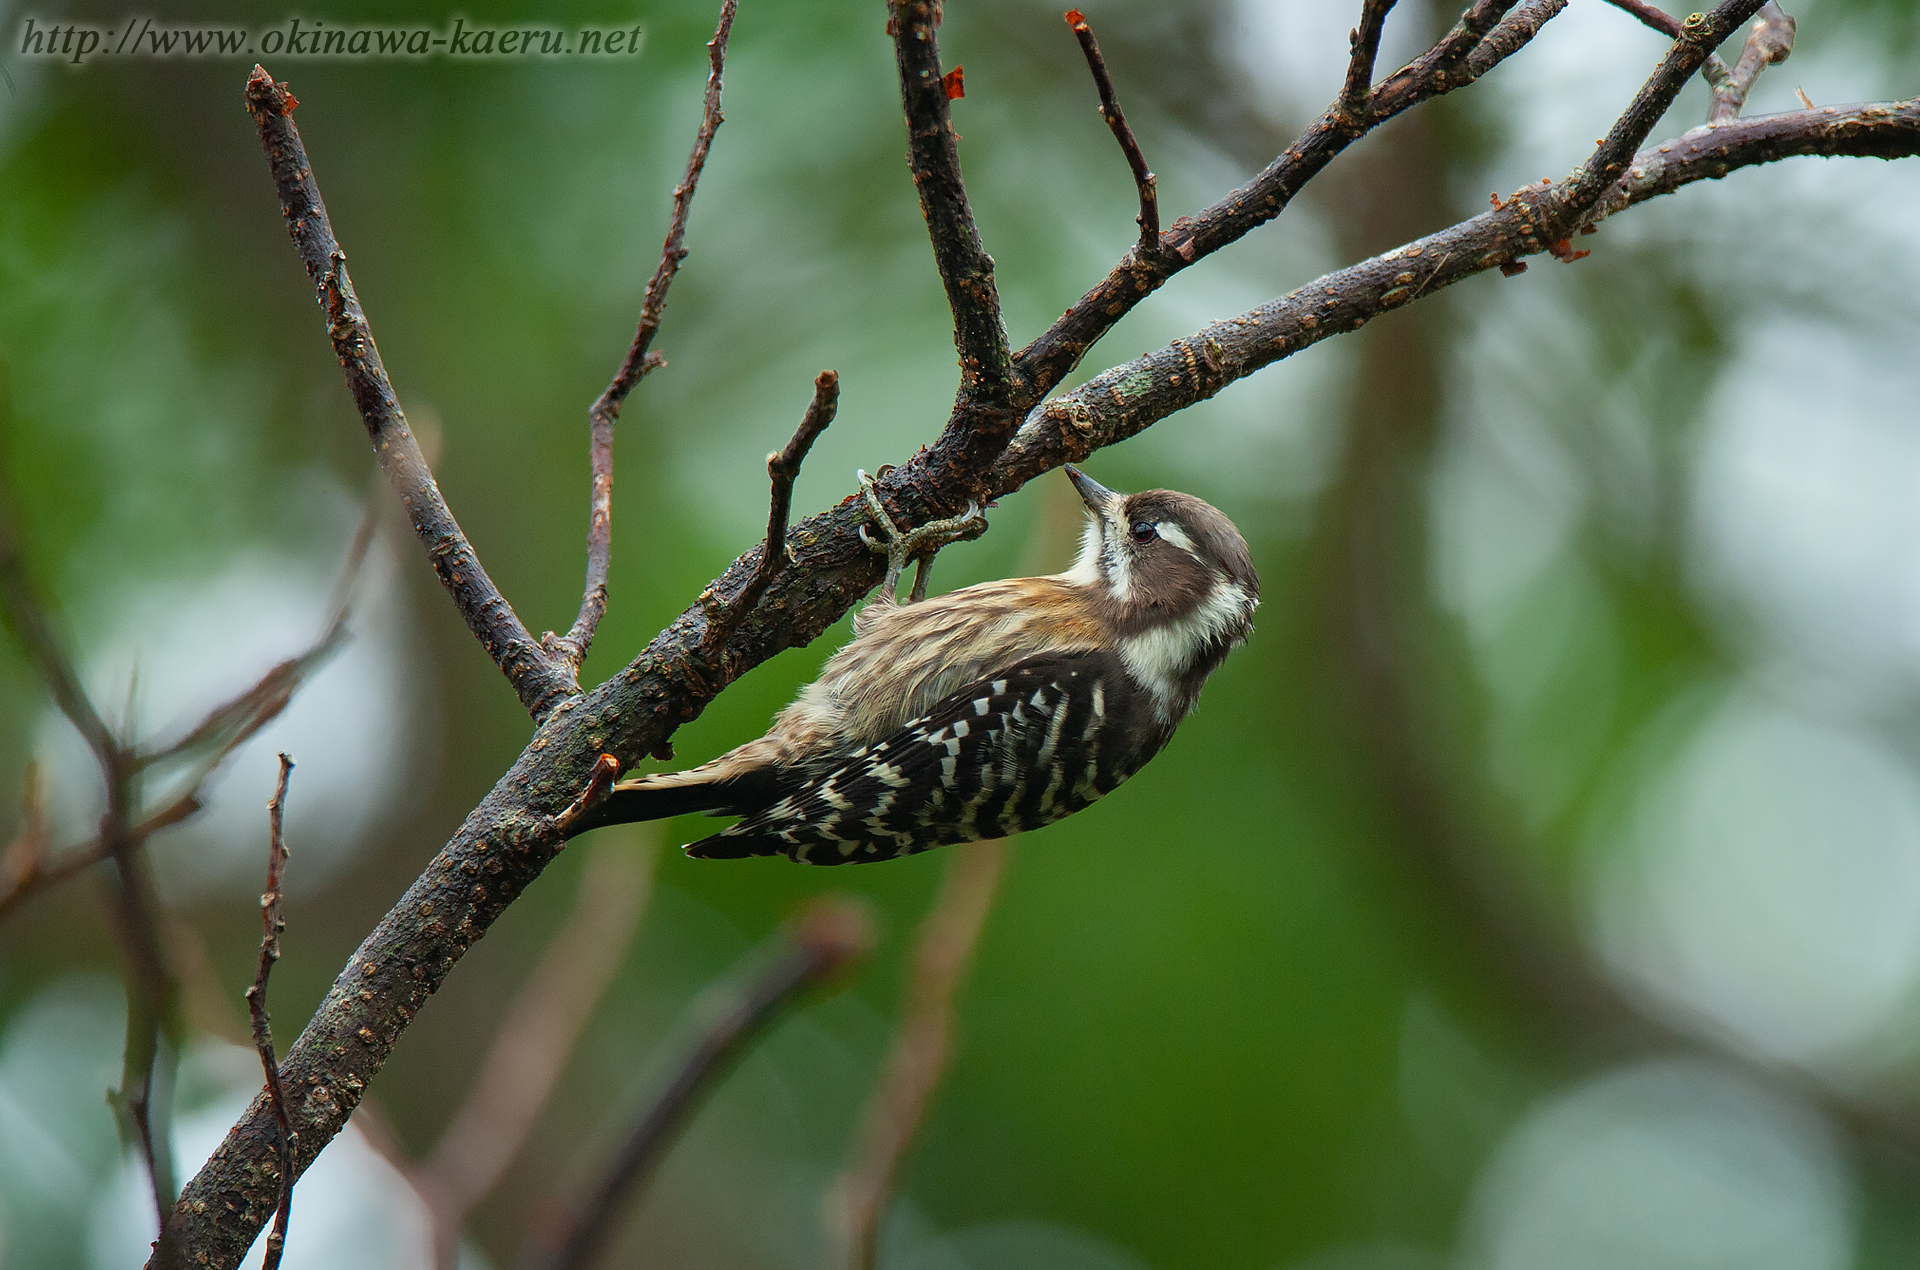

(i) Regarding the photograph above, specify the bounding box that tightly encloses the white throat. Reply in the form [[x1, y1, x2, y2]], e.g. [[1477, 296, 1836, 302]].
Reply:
[[1117, 578, 1254, 720]]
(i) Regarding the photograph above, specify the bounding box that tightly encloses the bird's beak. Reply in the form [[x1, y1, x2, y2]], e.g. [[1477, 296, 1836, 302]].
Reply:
[[1064, 465, 1120, 521]]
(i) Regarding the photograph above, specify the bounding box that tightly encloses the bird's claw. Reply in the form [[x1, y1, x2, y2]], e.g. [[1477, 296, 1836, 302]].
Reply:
[[857, 469, 986, 602]]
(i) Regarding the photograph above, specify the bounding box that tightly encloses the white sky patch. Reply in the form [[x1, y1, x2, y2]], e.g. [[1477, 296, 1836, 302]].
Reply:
[[1219, 0, 1433, 125], [32, 528, 421, 902], [1691, 319, 1920, 708], [1594, 686, 1920, 1068], [1460, 1058, 1853, 1270]]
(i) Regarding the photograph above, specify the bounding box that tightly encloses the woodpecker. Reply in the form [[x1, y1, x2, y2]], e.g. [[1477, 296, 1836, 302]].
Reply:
[[601, 465, 1258, 863]]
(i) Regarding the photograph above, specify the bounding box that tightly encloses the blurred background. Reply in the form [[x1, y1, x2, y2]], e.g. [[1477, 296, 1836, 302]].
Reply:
[[4, 0, 1920, 1266]]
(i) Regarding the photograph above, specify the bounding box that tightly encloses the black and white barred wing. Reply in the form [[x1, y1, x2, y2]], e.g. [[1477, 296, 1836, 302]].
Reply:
[[684, 649, 1159, 864]]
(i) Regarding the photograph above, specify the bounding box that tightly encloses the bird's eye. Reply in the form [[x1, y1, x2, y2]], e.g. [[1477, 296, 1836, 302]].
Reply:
[[1130, 521, 1157, 544]]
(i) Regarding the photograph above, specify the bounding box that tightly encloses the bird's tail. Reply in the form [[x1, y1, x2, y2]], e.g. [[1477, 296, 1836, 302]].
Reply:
[[597, 765, 782, 826]]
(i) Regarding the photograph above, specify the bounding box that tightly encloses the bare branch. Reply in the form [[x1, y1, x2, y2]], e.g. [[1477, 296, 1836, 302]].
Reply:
[[890, 0, 1015, 413], [243, 67, 577, 720], [140, 495, 374, 773], [1009, 0, 1549, 409], [136, 627, 346, 772], [165, 82, 1920, 1270], [1429, 0, 1522, 73], [1604, 0, 1685, 35], [702, 370, 840, 657], [0, 460, 184, 1250], [1709, 2, 1795, 123], [0, 475, 117, 769], [1339, 0, 1399, 130], [1555, 0, 1769, 218], [1601, 0, 1738, 89], [418, 832, 656, 1270], [830, 840, 1006, 1270], [2, 498, 370, 919], [1000, 96, 1915, 491], [0, 790, 203, 919], [554, 0, 738, 673], [246, 755, 296, 1270], [523, 896, 874, 1270], [1465, 0, 1571, 78], [0, 761, 47, 903], [1064, 10, 1160, 260]]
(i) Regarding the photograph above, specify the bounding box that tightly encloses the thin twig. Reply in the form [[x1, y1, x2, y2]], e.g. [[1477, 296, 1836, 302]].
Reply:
[[136, 628, 347, 771], [1, 502, 370, 919], [108, 835, 183, 1268], [1708, 2, 1795, 123], [243, 67, 577, 720], [141, 496, 373, 771], [830, 840, 1007, 1270], [0, 476, 117, 770], [1604, 0, 1683, 34], [246, 755, 297, 1270], [0, 466, 182, 1251], [702, 370, 840, 656], [1464, 0, 1569, 77], [165, 77, 1920, 1270], [994, 93, 1918, 491], [1338, 0, 1399, 131], [1064, 10, 1160, 260], [0, 791, 204, 919], [0, 761, 47, 902], [1430, 0, 1522, 73], [1554, 0, 1769, 219], [554, 0, 738, 673], [890, 0, 1015, 413], [1602, 0, 1737, 86], [418, 832, 658, 1270], [523, 896, 874, 1270], [1005, 0, 1545, 415]]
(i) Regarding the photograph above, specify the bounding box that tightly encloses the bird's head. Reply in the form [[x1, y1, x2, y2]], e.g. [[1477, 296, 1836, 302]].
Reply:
[[1061, 466, 1259, 689]]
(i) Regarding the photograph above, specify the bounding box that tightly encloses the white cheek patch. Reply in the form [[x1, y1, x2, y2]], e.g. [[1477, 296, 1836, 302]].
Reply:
[[1118, 580, 1255, 719]]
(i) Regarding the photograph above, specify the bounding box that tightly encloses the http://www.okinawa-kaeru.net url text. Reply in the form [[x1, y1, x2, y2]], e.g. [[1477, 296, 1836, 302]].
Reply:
[[14, 16, 647, 65]]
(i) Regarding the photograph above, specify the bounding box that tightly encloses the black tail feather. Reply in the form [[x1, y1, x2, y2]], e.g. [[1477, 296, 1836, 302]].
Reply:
[[682, 830, 783, 860], [597, 768, 781, 826]]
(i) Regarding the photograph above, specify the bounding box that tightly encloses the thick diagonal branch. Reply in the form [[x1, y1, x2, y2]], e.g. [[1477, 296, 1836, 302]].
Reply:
[[244, 67, 576, 719], [891, 0, 1014, 414], [554, 0, 737, 672], [163, 94, 1920, 1270], [999, 96, 1912, 488]]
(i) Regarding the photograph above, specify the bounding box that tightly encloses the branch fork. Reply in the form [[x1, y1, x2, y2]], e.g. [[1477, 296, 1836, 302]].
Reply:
[[243, 0, 737, 720], [158, 1, 1920, 1263]]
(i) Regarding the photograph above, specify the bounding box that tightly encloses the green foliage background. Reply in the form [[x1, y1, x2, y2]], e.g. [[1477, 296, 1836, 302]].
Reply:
[[4, 1, 1920, 1267]]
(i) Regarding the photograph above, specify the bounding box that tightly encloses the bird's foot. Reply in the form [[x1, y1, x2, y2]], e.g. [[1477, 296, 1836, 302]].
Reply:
[[857, 469, 986, 602]]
